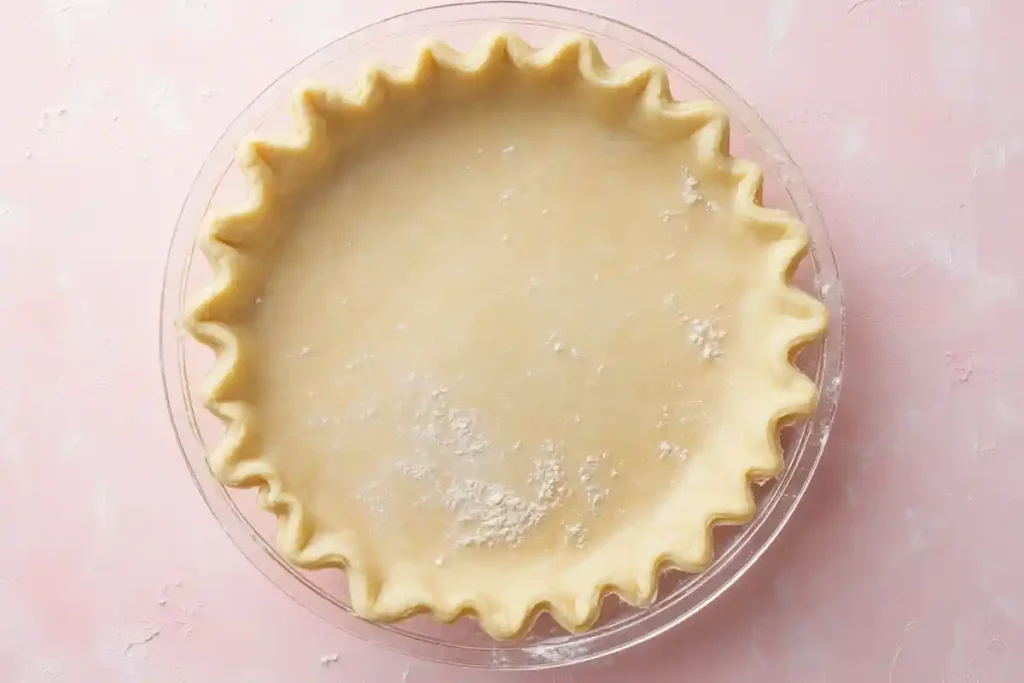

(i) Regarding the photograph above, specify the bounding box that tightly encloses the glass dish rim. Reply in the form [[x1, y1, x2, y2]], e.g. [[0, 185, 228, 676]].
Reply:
[[159, 0, 846, 671]]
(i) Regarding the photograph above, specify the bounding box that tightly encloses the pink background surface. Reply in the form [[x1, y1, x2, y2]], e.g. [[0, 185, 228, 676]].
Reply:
[[2, 0, 1023, 681]]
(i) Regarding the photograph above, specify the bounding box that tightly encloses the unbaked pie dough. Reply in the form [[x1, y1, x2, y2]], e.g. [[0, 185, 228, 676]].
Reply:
[[186, 32, 828, 639]]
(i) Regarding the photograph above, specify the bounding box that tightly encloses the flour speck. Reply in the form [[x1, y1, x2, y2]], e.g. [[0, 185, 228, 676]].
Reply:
[[444, 445, 567, 548], [689, 318, 725, 361], [659, 441, 688, 461], [344, 353, 375, 371], [680, 166, 717, 210], [565, 522, 585, 548], [578, 452, 611, 511]]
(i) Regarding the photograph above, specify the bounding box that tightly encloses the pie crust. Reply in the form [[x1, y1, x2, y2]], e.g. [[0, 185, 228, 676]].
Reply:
[[185, 32, 828, 639]]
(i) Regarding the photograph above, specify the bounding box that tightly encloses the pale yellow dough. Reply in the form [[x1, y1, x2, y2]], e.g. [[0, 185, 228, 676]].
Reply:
[[187, 32, 827, 639]]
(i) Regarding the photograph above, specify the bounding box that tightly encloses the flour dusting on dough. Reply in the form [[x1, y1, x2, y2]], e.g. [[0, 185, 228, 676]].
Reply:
[[689, 318, 726, 361]]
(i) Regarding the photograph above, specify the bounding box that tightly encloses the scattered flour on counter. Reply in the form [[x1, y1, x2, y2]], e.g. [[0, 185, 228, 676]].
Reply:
[[123, 628, 162, 654], [319, 653, 339, 667]]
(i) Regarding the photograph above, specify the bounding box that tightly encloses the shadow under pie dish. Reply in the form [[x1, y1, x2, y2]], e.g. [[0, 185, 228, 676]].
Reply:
[[184, 31, 828, 640]]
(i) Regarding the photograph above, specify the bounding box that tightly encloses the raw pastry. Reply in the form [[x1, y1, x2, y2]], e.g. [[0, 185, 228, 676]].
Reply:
[[186, 32, 828, 639]]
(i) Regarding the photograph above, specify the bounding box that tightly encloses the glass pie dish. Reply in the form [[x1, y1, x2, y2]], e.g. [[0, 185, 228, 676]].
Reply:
[[159, 0, 845, 670]]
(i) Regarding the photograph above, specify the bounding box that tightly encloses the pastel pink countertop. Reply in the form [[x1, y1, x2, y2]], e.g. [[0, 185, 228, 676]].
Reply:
[[2, 1, 1022, 681]]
